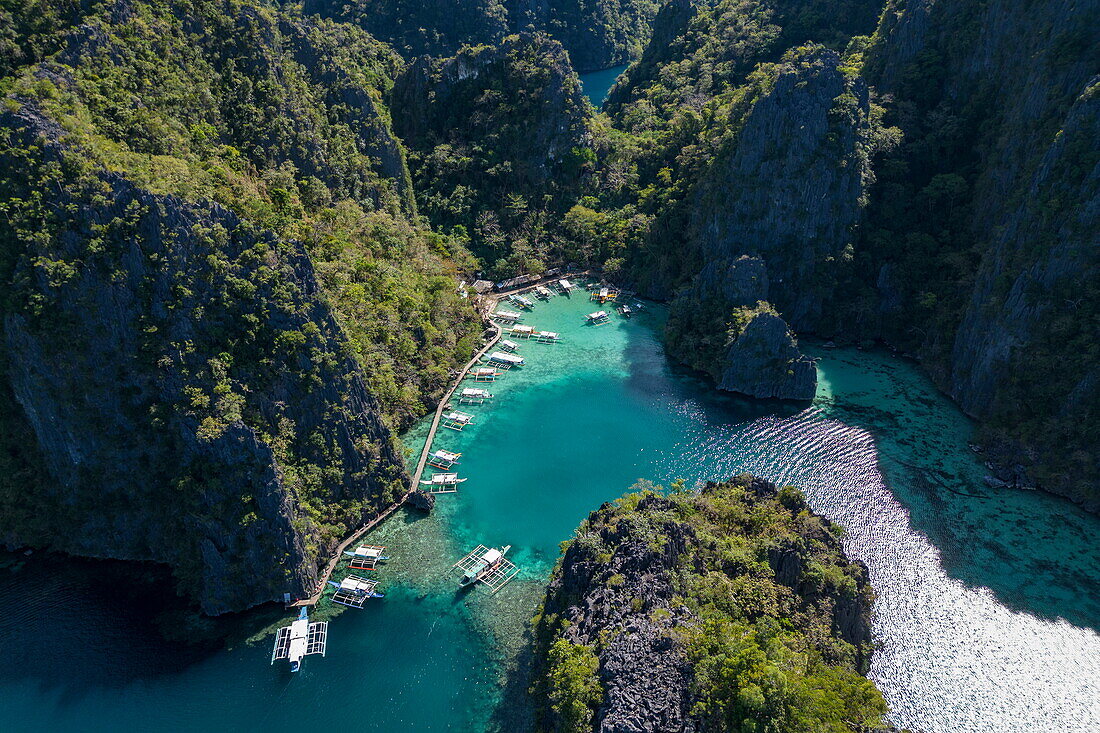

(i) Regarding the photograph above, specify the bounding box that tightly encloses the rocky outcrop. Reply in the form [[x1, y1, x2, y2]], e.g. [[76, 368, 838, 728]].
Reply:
[[686, 45, 874, 331], [662, 47, 870, 394], [303, 0, 658, 73], [504, 0, 660, 72], [389, 33, 594, 261], [531, 476, 883, 732], [718, 311, 817, 399], [0, 102, 408, 614]]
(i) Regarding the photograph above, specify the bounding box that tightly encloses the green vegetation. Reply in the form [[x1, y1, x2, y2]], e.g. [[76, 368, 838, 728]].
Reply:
[[531, 476, 890, 732], [0, 0, 482, 609], [391, 33, 596, 276], [303, 0, 659, 72]]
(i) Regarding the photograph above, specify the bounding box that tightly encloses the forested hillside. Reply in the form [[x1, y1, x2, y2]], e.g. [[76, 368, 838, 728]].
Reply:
[[0, 0, 481, 611], [300, 0, 660, 72]]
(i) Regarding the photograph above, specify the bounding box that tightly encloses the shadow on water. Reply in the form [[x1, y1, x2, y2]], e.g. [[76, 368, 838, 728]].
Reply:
[[812, 347, 1100, 632], [0, 553, 227, 694]]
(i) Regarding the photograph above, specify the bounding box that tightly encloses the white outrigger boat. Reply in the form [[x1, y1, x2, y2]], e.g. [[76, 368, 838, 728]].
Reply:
[[535, 330, 560, 343], [459, 387, 493, 404], [510, 324, 535, 338], [453, 544, 519, 593], [344, 544, 389, 570], [586, 310, 610, 324], [271, 608, 327, 672], [467, 367, 500, 382], [499, 338, 520, 352], [427, 449, 461, 469], [493, 310, 523, 323], [442, 411, 474, 430], [534, 286, 553, 299], [420, 472, 466, 494], [557, 278, 576, 293], [508, 294, 535, 309], [487, 351, 524, 369], [328, 574, 384, 608]]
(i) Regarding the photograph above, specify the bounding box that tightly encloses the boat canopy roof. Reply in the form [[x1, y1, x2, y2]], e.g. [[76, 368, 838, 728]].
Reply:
[[444, 411, 473, 422], [489, 351, 524, 364], [537, 331, 559, 338], [501, 338, 519, 348], [512, 325, 534, 333], [559, 278, 573, 288], [587, 310, 608, 319], [482, 548, 503, 563], [495, 310, 522, 319], [431, 449, 460, 460], [350, 545, 385, 558]]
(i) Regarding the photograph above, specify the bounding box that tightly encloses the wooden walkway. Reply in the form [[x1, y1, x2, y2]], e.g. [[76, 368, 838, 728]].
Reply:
[[287, 272, 589, 608]]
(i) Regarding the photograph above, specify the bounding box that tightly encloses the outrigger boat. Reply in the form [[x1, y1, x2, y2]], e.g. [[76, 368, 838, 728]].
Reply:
[[535, 330, 560, 343], [557, 278, 575, 293], [617, 304, 632, 318], [453, 544, 520, 593], [459, 387, 493, 404], [493, 310, 523, 323], [442, 411, 475, 430], [591, 287, 617, 303], [271, 608, 327, 672], [487, 351, 524, 369], [534, 286, 553, 299], [508, 294, 535, 309], [467, 367, 500, 382], [329, 575, 384, 608], [499, 339, 519, 352], [427, 449, 461, 469], [586, 310, 610, 324], [344, 544, 389, 570], [510, 324, 535, 338], [420, 472, 466, 493]]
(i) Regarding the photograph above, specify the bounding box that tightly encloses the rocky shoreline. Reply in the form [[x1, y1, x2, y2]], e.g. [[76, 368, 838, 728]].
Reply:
[[529, 475, 890, 732]]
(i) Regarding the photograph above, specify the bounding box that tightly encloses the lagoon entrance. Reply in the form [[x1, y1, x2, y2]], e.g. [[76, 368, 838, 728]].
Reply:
[[1, 288, 1098, 731]]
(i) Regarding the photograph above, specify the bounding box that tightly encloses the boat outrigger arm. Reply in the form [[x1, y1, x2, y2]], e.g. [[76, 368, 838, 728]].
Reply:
[[271, 608, 328, 671], [453, 544, 520, 593]]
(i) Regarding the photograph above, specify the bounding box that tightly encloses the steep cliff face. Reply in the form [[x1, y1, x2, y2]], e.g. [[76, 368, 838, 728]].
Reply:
[[848, 0, 1100, 506], [659, 46, 873, 396], [504, 0, 660, 72], [0, 105, 407, 613], [531, 477, 886, 732], [686, 46, 873, 330], [390, 33, 595, 270], [0, 0, 481, 611], [302, 0, 658, 73]]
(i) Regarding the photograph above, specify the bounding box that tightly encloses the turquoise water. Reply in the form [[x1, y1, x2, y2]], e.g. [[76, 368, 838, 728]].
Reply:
[[2, 288, 1099, 731], [579, 65, 628, 107]]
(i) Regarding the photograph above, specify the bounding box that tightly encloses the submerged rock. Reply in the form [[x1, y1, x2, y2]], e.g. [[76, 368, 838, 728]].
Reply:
[[718, 311, 817, 400]]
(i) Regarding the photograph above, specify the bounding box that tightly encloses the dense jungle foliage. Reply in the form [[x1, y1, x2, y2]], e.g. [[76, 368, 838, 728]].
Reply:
[[531, 476, 889, 732]]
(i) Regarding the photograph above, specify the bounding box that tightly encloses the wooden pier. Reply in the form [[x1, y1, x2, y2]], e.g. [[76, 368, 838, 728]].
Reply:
[[287, 271, 591, 608]]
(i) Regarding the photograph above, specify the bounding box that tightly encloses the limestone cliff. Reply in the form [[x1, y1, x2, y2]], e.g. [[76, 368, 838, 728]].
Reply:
[[390, 33, 594, 267], [0, 0, 475, 612], [530, 476, 887, 732], [0, 104, 407, 612], [849, 0, 1100, 506], [303, 0, 659, 72], [661, 46, 874, 397]]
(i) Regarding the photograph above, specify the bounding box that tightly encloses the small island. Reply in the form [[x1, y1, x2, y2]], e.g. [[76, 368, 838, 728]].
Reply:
[[530, 475, 891, 732]]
